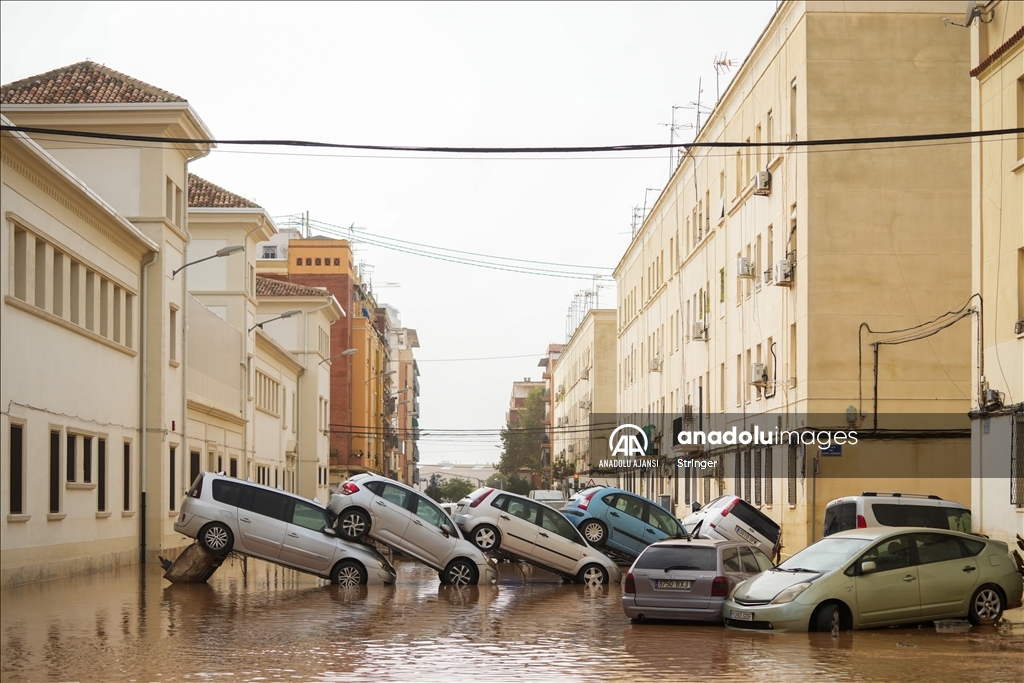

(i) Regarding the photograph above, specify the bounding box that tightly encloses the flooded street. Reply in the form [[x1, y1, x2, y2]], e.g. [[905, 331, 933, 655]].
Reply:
[[2, 557, 1022, 682]]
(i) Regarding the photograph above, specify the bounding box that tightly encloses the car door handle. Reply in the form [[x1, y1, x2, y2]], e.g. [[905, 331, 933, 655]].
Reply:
[[240, 517, 251, 523], [375, 501, 387, 507], [610, 511, 620, 517], [645, 528, 655, 533], [963, 566, 976, 573], [413, 519, 423, 526], [539, 532, 549, 538], [903, 575, 916, 582], [287, 532, 299, 538], [500, 514, 510, 520]]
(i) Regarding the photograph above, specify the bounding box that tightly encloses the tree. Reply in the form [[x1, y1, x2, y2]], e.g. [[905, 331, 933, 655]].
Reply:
[[424, 473, 443, 502], [439, 477, 475, 503], [498, 387, 545, 479], [505, 477, 533, 496]]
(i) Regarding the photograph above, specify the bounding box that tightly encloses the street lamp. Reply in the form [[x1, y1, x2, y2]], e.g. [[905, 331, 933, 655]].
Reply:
[[365, 369, 397, 384], [248, 308, 302, 333], [319, 348, 358, 365], [172, 244, 244, 278]]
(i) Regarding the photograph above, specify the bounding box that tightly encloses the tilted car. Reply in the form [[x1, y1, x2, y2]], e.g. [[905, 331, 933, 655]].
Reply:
[[329, 474, 498, 587], [681, 494, 781, 559], [174, 472, 397, 587], [453, 487, 622, 585], [723, 527, 1024, 632], [559, 486, 686, 559], [623, 538, 775, 622]]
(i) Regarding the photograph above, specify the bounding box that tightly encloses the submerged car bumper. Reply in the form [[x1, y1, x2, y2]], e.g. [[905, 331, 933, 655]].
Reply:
[[722, 598, 814, 632], [622, 597, 725, 622]]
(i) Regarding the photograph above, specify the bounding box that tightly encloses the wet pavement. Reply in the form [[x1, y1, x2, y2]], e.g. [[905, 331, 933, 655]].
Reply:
[[2, 556, 1023, 682]]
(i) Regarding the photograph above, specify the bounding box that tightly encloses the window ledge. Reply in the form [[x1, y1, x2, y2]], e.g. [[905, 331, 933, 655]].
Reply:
[[169, 510, 180, 517], [96, 511, 112, 519], [47, 513, 67, 521], [1011, 158, 1024, 174], [169, 359, 180, 368], [121, 510, 136, 518], [66, 482, 96, 490], [7, 514, 31, 523]]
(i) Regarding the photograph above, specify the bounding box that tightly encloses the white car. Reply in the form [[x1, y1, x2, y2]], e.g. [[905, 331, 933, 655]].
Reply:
[[452, 487, 622, 586], [329, 474, 498, 587], [173, 472, 397, 587], [682, 495, 782, 559], [822, 492, 972, 537]]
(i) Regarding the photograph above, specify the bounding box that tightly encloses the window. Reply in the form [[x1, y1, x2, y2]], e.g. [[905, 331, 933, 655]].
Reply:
[[637, 546, 717, 571], [823, 502, 856, 536], [787, 444, 798, 505], [249, 489, 291, 522], [255, 371, 281, 415], [914, 533, 965, 565], [212, 479, 243, 506], [169, 305, 178, 363], [190, 451, 201, 490], [722, 547, 743, 573], [751, 547, 774, 572], [413, 496, 445, 527], [646, 505, 678, 535], [66, 433, 76, 483], [97, 438, 106, 512], [753, 449, 762, 506], [292, 500, 329, 531], [764, 447, 773, 505], [123, 442, 132, 512], [789, 78, 798, 141], [1013, 414, 1024, 507], [230, 458, 238, 478], [49, 430, 61, 513], [743, 451, 752, 502], [83, 436, 92, 483], [733, 452, 741, 497], [380, 483, 410, 508], [739, 547, 760, 574], [507, 498, 539, 524], [169, 447, 176, 511], [860, 535, 913, 572], [9, 424, 25, 515], [263, 246, 278, 259], [541, 507, 583, 544]]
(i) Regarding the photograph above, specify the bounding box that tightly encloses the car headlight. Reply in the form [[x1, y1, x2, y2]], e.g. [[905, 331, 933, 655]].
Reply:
[[771, 582, 811, 605], [728, 579, 747, 601]]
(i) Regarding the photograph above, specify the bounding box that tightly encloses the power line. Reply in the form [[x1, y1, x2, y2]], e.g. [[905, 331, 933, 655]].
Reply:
[[417, 353, 542, 362], [2, 124, 1020, 154]]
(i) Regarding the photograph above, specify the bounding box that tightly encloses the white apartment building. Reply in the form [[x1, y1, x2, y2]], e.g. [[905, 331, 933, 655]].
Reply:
[[614, 1, 975, 554]]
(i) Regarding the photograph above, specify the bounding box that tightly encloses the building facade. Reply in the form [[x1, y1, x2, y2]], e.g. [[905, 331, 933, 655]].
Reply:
[[969, 0, 1024, 547], [614, 1, 975, 555]]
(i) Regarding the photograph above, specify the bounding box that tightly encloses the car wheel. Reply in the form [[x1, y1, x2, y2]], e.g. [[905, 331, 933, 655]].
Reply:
[[577, 563, 609, 587], [580, 520, 607, 547], [331, 560, 367, 587], [338, 509, 370, 541], [813, 602, 844, 633], [471, 524, 501, 552], [199, 522, 233, 556], [441, 558, 478, 587], [968, 585, 1004, 626]]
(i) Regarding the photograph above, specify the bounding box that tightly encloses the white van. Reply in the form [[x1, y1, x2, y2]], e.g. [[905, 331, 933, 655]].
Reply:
[[528, 490, 567, 509], [822, 492, 972, 537]]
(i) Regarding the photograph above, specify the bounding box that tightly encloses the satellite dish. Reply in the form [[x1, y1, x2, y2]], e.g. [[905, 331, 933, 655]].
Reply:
[[964, 0, 981, 27]]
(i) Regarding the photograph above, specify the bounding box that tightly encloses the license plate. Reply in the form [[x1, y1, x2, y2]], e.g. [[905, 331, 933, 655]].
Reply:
[[735, 527, 757, 545], [730, 610, 754, 621], [656, 580, 691, 590]]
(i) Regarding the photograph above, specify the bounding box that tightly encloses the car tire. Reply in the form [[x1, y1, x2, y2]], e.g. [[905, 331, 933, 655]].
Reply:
[[330, 559, 367, 587], [338, 509, 370, 541], [471, 524, 501, 552], [579, 520, 607, 547], [198, 522, 233, 556], [813, 602, 845, 633], [968, 585, 1004, 626], [440, 558, 478, 587], [577, 563, 609, 587]]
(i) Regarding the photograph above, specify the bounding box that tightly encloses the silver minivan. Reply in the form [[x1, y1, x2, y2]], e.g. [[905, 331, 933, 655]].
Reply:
[[822, 492, 972, 537], [174, 472, 397, 586]]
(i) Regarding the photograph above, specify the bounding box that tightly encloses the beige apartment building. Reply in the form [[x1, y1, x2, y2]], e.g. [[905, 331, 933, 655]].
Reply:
[[388, 321, 421, 484], [968, 0, 1024, 546], [537, 343, 563, 485], [552, 309, 617, 489], [614, 1, 975, 555]]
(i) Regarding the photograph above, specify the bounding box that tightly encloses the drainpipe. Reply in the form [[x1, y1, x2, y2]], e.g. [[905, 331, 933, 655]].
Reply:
[[301, 299, 334, 495], [139, 249, 158, 565], [242, 216, 266, 481], [181, 216, 190, 495]]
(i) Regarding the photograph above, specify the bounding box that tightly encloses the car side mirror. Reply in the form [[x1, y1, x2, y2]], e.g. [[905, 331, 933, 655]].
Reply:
[[691, 501, 702, 513], [860, 560, 876, 574], [440, 523, 452, 537], [321, 527, 337, 537]]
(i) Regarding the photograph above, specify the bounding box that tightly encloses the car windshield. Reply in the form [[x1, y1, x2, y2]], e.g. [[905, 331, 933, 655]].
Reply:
[[775, 537, 871, 573]]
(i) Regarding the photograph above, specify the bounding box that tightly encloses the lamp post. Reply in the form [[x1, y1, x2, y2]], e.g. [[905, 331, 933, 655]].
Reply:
[[248, 308, 301, 333], [319, 348, 357, 365], [172, 244, 244, 278]]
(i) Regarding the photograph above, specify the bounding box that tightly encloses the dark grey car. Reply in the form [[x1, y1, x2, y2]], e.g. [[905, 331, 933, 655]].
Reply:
[[622, 538, 774, 622]]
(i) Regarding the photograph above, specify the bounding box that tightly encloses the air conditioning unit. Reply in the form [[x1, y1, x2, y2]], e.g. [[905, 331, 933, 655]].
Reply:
[[580, 400, 592, 410], [567, 444, 575, 453], [692, 321, 708, 341], [774, 259, 793, 285], [750, 362, 767, 386], [763, 266, 773, 284], [649, 357, 663, 372], [683, 403, 694, 419], [753, 170, 772, 196], [737, 257, 755, 279], [580, 368, 589, 380]]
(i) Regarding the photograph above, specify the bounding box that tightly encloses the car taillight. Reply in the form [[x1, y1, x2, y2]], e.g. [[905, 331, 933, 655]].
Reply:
[[189, 476, 202, 498], [578, 490, 598, 511], [857, 514, 867, 528], [341, 482, 359, 495], [720, 499, 738, 517], [711, 576, 729, 597], [469, 488, 493, 508], [624, 573, 636, 594]]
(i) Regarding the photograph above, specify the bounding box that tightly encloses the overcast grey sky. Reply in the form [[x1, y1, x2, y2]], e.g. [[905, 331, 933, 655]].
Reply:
[[1, 1, 778, 466]]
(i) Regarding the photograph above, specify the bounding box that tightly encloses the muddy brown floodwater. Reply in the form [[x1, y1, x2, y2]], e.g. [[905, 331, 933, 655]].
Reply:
[[2, 556, 1022, 682]]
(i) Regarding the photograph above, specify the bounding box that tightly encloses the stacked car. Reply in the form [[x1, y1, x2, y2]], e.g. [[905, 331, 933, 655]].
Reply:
[[559, 486, 687, 560]]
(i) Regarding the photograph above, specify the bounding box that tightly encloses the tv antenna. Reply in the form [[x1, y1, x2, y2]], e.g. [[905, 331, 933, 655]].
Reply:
[[658, 105, 696, 175], [713, 52, 737, 102]]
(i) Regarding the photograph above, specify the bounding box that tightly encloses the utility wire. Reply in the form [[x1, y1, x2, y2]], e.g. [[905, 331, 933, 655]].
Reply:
[[2, 124, 1021, 154]]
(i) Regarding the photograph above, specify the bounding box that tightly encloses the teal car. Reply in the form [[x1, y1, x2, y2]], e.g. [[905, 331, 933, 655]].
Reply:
[[724, 527, 1023, 632], [560, 487, 686, 559]]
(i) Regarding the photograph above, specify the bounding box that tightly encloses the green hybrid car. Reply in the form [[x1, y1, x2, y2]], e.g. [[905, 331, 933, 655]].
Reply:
[[723, 527, 1023, 632]]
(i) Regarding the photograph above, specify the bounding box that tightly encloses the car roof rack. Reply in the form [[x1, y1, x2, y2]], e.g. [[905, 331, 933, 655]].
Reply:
[[861, 492, 942, 500]]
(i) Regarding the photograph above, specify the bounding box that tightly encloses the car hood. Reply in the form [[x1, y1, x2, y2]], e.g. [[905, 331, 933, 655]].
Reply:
[[734, 569, 823, 601]]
